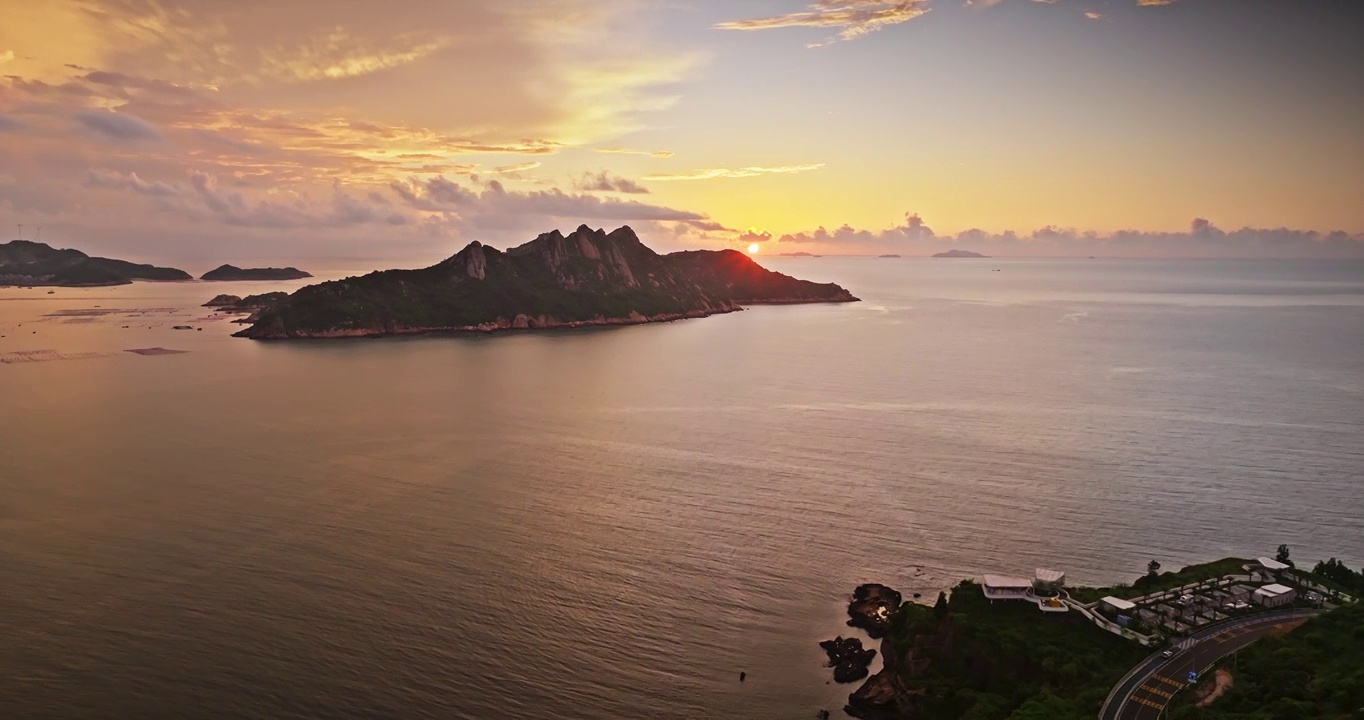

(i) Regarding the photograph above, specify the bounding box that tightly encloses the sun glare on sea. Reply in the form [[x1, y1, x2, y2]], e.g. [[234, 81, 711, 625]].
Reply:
[[747, 243, 760, 254]]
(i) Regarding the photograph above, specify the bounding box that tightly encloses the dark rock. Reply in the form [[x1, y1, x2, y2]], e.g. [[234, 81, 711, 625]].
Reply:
[[847, 584, 902, 639], [820, 636, 877, 684], [204, 294, 242, 307]]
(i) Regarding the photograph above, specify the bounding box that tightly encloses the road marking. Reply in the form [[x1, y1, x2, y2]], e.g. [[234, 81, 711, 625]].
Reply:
[[1131, 695, 1165, 710], [1152, 675, 1185, 690], [1139, 684, 1174, 700]]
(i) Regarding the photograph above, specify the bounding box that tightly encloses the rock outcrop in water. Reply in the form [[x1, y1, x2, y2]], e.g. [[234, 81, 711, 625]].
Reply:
[[234, 225, 858, 339], [821, 636, 878, 683], [0, 240, 190, 286], [848, 584, 902, 638]]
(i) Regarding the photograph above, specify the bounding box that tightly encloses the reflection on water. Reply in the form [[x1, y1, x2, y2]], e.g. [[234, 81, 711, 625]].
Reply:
[[2, 259, 1362, 718]]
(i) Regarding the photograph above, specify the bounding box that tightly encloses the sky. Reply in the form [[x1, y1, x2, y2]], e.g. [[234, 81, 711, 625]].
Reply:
[[1, 0, 1361, 263]]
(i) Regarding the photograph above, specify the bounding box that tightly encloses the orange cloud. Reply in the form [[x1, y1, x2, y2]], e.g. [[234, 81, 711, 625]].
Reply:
[[647, 164, 826, 181], [716, 0, 931, 47]]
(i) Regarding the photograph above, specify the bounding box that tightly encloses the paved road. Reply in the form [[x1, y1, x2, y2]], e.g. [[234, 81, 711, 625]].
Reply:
[[1099, 608, 1320, 720]]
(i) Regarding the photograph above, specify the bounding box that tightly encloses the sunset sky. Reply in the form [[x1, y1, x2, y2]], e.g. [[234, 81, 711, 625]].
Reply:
[[1, 0, 1361, 262]]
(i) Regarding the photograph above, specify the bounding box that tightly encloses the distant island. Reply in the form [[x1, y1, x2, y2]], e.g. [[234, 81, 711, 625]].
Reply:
[[234, 225, 858, 339], [0, 240, 191, 287], [780, 251, 819, 257], [205, 292, 290, 322], [877, 254, 902, 258], [201, 264, 312, 281], [931, 249, 988, 258]]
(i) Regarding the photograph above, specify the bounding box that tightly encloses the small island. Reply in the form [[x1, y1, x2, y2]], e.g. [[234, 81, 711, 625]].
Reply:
[[0, 240, 191, 287], [205, 292, 290, 323], [877, 254, 902, 258], [931, 249, 988, 258], [234, 225, 858, 340], [201, 264, 313, 281], [780, 251, 818, 257]]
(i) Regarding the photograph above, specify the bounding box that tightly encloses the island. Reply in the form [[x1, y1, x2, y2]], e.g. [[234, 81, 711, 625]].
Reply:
[[826, 553, 1359, 719], [780, 251, 817, 257], [200, 264, 312, 281], [204, 292, 290, 322], [877, 254, 902, 258], [0, 240, 191, 287], [233, 224, 859, 340], [931, 249, 988, 258]]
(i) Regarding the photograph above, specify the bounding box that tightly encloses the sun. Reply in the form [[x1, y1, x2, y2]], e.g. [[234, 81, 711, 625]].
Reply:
[[747, 243, 761, 254]]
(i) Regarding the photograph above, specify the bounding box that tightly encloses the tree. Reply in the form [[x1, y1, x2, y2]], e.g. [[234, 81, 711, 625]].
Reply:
[[934, 591, 950, 619], [1148, 559, 1162, 577], [1276, 544, 1294, 567]]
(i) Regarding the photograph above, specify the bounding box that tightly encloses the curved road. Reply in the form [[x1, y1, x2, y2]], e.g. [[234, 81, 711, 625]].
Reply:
[[1099, 608, 1320, 720]]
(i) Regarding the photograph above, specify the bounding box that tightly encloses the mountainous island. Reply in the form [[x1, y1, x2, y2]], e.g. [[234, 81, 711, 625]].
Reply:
[[234, 225, 858, 339], [931, 249, 988, 258], [201, 264, 312, 281], [0, 240, 191, 286]]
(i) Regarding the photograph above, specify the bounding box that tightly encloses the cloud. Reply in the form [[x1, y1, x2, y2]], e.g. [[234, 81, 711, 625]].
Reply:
[[186, 171, 407, 228], [259, 32, 450, 82], [736, 228, 774, 244], [647, 163, 825, 181], [86, 169, 179, 196], [769, 213, 1364, 258], [1137, 0, 1176, 5], [0, 50, 13, 66], [0, 115, 24, 132], [715, 0, 931, 47], [389, 175, 724, 239], [1084, 11, 1103, 20], [74, 110, 162, 141], [594, 147, 674, 158], [574, 170, 649, 194]]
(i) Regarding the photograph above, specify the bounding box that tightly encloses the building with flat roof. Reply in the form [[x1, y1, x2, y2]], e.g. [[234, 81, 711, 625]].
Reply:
[[981, 574, 1032, 601], [1034, 568, 1066, 593], [1252, 583, 1296, 608], [1256, 557, 1290, 572], [1100, 596, 1137, 613]]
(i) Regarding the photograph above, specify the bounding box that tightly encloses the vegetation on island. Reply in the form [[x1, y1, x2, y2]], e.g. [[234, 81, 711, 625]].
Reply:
[[1068, 558, 1252, 604], [0, 239, 190, 286], [1168, 600, 1364, 720], [236, 225, 858, 339], [870, 580, 1145, 719], [200, 264, 312, 281]]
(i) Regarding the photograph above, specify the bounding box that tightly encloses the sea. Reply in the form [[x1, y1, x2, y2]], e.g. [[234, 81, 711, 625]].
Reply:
[[2, 256, 1362, 719]]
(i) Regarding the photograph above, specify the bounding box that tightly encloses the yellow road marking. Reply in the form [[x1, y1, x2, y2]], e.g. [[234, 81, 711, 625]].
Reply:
[[1132, 695, 1165, 710], [1152, 675, 1185, 689], [1140, 684, 1174, 699]]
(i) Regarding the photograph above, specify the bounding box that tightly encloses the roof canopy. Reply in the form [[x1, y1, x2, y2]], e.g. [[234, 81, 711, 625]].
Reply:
[[1101, 596, 1137, 611], [982, 574, 1032, 589], [1256, 557, 1290, 571], [1035, 568, 1066, 583], [1256, 583, 1293, 595]]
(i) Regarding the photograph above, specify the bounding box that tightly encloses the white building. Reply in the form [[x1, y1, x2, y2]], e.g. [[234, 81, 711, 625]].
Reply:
[[1252, 583, 1297, 608], [1101, 596, 1137, 614], [1034, 568, 1066, 593], [1256, 557, 1290, 573], [981, 574, 1032, 601]]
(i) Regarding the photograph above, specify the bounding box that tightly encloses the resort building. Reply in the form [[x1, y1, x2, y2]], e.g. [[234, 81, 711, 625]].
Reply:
[[1033, 568, 1066, 593], [1252, 583, 1297, 608], [981, 575, 1032, 601], [1100, 596, 1137, 615]]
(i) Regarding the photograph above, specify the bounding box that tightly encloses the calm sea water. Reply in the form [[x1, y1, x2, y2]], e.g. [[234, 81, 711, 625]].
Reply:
[[2, 257, 1362, 719]]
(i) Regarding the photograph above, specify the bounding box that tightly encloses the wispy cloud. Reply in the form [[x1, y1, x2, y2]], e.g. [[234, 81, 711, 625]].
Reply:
[[574, 170, 649, 194], [1137, 0, 1177, 5], [1084, 11, 1103, 20], [260, 31, 450, 82], [86, 169, 179, 196], [647, 164, 826, 181], [595, 147, 674, 158], [715, 0, 931, 47], [74, 110, 162, 141]]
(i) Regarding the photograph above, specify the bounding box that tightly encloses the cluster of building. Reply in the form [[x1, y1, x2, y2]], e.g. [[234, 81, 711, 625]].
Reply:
[[980, 568, 1069, 612]]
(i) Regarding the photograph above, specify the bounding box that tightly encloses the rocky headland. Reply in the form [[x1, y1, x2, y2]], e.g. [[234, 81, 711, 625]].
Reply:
[[0, 240, 191, 286], [234, 225, 858, 339]]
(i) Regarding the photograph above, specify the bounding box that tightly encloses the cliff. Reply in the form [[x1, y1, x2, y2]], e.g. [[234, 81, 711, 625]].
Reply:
[[235, 225, 858, 339], [201, 264, 312, 281], [0, 240, 191, 286]]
